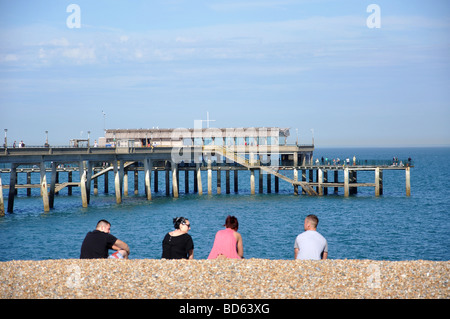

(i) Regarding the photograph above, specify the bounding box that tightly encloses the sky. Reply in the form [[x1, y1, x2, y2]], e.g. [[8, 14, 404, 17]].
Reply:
[[0, 0, 449, 147]]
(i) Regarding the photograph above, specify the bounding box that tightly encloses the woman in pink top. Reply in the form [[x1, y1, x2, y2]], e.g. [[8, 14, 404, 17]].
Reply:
[[208, 216, 244, 259]]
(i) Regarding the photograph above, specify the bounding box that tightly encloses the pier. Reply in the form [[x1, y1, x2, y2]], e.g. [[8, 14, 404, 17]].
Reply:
[[0, 127, 413, 215]]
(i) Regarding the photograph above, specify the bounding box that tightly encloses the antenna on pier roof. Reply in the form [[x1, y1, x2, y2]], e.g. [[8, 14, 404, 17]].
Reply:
[[200, 111, 216, 128], [102, 110, 107, 135]]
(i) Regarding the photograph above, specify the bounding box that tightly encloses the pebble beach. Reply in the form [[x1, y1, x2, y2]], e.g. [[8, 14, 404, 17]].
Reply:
[[1, 259, 448, 299]]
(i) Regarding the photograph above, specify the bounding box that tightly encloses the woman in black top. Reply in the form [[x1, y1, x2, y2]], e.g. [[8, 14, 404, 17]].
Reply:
[[162, 217, 194, 259]]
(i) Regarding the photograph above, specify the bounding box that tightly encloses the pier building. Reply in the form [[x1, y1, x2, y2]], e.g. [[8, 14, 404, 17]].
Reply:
[[0, 127, 412, 215], [100, 127, 292, 148]]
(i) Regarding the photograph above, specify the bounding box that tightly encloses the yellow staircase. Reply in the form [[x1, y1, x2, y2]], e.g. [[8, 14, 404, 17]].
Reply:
[[207, 146, 318, 196]]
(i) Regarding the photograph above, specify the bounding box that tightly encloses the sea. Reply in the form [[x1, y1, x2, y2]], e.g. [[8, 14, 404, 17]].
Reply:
[[0, 147, 449, 262]]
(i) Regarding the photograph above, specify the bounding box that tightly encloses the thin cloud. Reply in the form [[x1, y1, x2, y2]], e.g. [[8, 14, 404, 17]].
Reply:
[[208, 0, 298, 11]]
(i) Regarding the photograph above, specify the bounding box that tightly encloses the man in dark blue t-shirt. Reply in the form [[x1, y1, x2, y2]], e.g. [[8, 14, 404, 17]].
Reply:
[[80, 219, 130, 259]]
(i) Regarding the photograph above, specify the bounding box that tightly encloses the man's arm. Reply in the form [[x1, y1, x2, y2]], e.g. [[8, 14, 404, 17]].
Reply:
[[294, 248, 299, 260], [322, 240, 328, 260], [112, 239, 130, 256]]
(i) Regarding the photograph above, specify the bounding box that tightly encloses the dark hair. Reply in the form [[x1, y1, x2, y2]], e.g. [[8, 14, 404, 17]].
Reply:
[[173, 217, 188, 229], [96, 219, 111, 227], [224, 215, 239, 230]]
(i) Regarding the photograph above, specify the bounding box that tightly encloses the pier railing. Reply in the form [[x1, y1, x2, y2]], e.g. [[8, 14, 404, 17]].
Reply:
[[0, 158, 414, 170], [314, 159, 414, 167]]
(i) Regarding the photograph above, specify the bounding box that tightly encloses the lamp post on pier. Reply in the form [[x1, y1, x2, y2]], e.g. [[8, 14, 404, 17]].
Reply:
[[45, 130, 49, 147], [102, 110, 107, 135], [4, 129, 7, 148]]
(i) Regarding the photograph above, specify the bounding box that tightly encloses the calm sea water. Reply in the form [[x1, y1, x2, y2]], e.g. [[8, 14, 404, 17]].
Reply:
[[0, 147, 449, 261]]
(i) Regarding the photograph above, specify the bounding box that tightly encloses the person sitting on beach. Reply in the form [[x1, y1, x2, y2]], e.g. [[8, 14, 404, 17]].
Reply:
[[80, 219, 130, 259], [294, 214, 328, 260], [162, 217, 194, 259], [208, 215, 244, 259]]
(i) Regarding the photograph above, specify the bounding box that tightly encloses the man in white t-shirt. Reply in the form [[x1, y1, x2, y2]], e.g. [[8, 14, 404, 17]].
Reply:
[[294, 214, 328, 260]]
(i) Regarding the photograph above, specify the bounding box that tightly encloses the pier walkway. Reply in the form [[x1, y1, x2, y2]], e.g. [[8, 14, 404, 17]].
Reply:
[[0, 145, 412, 215]]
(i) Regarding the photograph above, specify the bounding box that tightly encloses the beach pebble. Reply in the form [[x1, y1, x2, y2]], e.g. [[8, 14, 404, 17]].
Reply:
[[0, 259, 448, 299]]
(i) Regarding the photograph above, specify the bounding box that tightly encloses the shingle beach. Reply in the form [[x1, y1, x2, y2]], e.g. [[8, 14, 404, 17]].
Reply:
[[1, 259, 448, 299]]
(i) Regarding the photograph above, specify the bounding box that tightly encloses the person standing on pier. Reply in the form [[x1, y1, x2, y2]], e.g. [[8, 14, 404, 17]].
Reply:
[[80, 219, 130, 259], [294, 214, 328, 260]]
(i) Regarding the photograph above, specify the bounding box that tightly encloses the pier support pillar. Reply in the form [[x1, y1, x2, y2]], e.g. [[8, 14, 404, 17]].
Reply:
[[68, 171, 73, 195], [7, 164, 17, 213], [405, 167, 411, 197], [94, 173, 99, 195], [194, 168, 198, 193], [134, 170, 139, 195], [258, 169, 263, 193], [375, 167, 381, 197], [344, 167, 349, 197], [293, 168, 298, 195], [217, 169, 221, 194], [250, 169, 255, 195], [226, 170, 230, 194], [301, 169, 306, 195], [379, 170, 383, 195], [143, 158, 152, 200], [123, 170, 128, 196], [113, 160, 122, 204], [154, 169, 158, 193], [350, 171, 357, 195], [207, 159, 212, 195], [0, 174, 4, 216], [79, 161, 88, 207], [40, 162, 50, 212], [172, 162, 178, 198], [103, 170, 108, 194], [274, 175, 278, 193], [234, 170, 238, 193], [323, 170, 328, 195], [196, 164, 203, 195], [318, 168, 323, 196], [86, 161, 92, 204], [14, 170, 17, 196], [27, 172, 31, 196], [49, 162, 57, 209], [185, 170, 189, 194], [165, 162, 170, 196], [176, 169, 180, 196], [334, 170, 339, 194], [267, 173, 271, 193]]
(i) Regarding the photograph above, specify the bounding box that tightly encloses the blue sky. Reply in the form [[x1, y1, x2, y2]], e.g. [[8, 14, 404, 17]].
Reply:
[[1, 0, 449, 147]]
